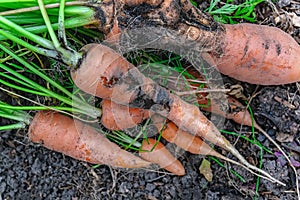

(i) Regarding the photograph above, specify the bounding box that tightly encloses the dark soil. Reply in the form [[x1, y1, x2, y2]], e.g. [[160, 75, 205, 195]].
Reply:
[[1, 1, 300, 199]]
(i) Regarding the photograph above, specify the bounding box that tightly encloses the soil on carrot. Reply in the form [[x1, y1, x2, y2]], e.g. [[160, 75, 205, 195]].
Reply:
[[1, 1, 300, 199]]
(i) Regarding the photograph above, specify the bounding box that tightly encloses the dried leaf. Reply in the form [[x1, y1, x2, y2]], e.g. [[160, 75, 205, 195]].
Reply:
[[275, 13, 300, 28], [199, 158, 213, 182], [276, 132, 294, 143], [290, 13, 300, 28], [291, 158, 300, 167]]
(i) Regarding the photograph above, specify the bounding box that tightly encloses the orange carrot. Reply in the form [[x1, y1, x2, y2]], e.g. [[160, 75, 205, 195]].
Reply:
[[200, 96, 255, 127], [202, 23, 300, 85], [184, 67, 257, 128], [101, 99, 151, 130], [139, 138, 185, 176], [28, 111, 150, 168], [152, 115, 216, 155]]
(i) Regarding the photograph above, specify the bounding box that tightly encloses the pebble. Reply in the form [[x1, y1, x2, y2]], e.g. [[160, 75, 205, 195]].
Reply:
[[145, 183, 156, 192]]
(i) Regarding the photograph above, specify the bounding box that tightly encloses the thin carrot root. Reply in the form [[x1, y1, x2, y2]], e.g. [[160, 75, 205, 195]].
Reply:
[[139, 138, 185, 176], [28, 111, 151, 169], [201, 94, 295, 187], [255, 125, 298, 191], [101, 99, 151, 130]]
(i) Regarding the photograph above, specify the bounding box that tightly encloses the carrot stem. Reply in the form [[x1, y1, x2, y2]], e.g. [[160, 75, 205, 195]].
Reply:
[[0, 29, 57, 57], [126, 118, 152, 150], [0, 69, 38, 88], [0, 13, 82, 67], [0, 122, 26, 131], [37, 0, 60, 49], [0, 16, 95, 42], [0, 112, 29, 123], [0, 15, 54, 49], [58, 0, 67, 46], [0, 44, 98, 114], [255, 148, 263, 198]]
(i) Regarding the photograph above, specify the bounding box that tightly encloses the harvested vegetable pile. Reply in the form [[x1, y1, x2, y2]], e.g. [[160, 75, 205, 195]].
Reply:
[[1, 0, 300, 199]]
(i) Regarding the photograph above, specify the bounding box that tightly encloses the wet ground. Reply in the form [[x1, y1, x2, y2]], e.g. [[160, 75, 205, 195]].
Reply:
[[1, 0, 300, 199]]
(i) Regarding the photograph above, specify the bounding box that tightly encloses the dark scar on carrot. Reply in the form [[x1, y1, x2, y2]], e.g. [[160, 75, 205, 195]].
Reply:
[[101, 76, 120, 87], [276, 43, 281, 56], [263, 40, 270, 50], [129, 85, 172, 110], [242, 43, 249, 59]]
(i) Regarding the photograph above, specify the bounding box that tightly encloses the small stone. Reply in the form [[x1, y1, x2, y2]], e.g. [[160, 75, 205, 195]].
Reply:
[[145, 183, 155, 192], [267, 128, 276, 137], [0, 182, 6, 193], [257, 133, 266, 142], [277, 0, 290, 8]]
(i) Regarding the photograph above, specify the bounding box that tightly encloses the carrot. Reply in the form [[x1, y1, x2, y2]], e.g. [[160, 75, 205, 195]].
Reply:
[[71, 43, 284, 185], [201, 96, 254, 127], [152, 115, 218, 155], [105, 0, 300, 85], [139, 138, 185, 176], [28, 111, 151, 168], [201, 23, 300, 85], [101, 99, 151, 130], [184, 66, 257, 128]]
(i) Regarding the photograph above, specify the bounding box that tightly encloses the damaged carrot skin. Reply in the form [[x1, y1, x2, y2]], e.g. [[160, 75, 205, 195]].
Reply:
[[71, 44, 135, 101], [101, 99, 151, 130], [139, 138, 185, 176], [28, 111, 150, 168]]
